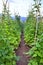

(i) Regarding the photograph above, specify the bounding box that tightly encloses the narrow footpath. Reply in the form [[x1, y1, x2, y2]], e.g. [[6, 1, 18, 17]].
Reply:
[[16, 31, 30, 65]]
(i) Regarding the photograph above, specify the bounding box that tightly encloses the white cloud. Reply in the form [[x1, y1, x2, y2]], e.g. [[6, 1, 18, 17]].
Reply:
[[0, 0, 43, 17], [9, 0, 34, 17], [0, 0, 3, 13]]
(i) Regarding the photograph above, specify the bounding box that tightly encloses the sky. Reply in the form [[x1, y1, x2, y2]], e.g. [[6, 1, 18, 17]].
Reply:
[[0, 0, 43, 17]]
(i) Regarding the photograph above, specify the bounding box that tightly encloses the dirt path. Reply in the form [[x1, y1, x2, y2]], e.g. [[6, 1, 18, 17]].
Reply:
[[16, 31, 30, 65]]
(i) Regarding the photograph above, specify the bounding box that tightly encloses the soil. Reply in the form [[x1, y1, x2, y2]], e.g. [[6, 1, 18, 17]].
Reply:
[[16, 31, 30, 65]]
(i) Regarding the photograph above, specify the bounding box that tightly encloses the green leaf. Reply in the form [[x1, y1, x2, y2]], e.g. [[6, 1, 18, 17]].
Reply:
[[32, 54, 37, 57], [36, 42, 41, 48], [40, 59, 43, 63], [28, 63, 31, 65]]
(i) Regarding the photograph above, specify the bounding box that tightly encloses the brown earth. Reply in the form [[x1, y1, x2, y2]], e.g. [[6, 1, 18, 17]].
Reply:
[[16, 31, 30, 65]]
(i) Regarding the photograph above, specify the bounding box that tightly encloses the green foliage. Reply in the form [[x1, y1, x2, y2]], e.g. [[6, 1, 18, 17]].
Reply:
[[24, 10, 43, 65], [24, 12, 36, 45], [15, 15, 23, 31], [28, 41, 43, 65], [0, 16, 21, 65], [0, 42, 16, 65], [0, 1, 22, 65], [25, 20, 43, 65]]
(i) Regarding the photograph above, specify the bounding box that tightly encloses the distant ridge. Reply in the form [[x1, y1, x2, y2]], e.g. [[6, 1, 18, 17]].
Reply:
[[0, 14, 27, 22], [11, 16, 27, 22], [20, 17, 27, 22]]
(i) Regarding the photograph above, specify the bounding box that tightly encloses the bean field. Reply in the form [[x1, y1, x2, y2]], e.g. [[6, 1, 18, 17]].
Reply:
[[0, 0, 43, 65]]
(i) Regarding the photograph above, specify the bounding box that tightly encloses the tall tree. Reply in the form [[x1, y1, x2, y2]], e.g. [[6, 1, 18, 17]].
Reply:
[[15, 14, 21, 26]]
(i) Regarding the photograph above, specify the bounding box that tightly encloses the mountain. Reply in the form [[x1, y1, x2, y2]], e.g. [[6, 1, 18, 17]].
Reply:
[[11, 16, 27, 22], [20, 17, 27, 22], [0, 14, 27, 22]]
